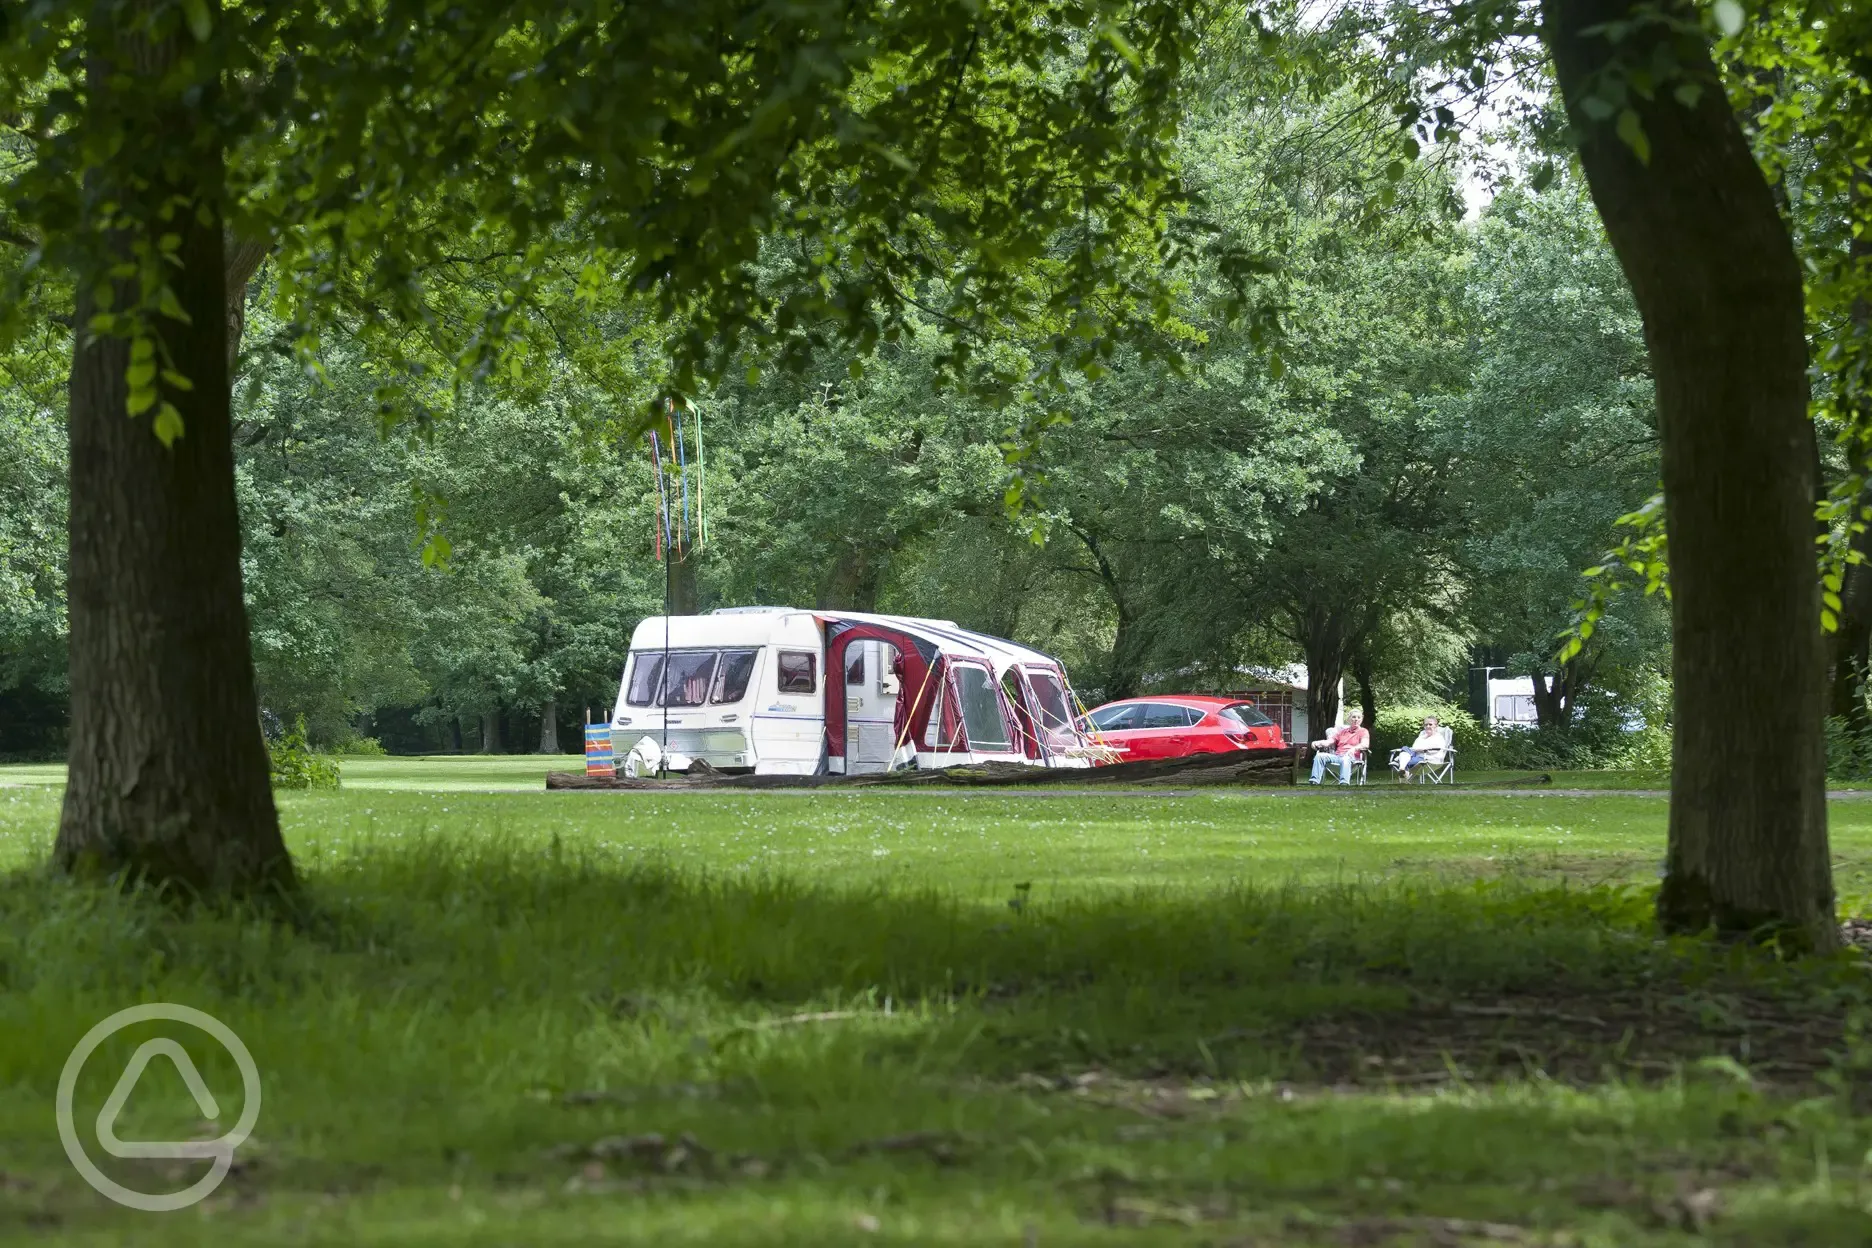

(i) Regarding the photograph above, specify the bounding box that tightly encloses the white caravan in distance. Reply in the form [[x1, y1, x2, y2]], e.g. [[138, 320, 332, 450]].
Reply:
[[610, 608, 1098, 775]]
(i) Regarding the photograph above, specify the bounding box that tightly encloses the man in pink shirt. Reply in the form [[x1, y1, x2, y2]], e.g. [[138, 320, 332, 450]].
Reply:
[[1308, 710, 1369, 784]]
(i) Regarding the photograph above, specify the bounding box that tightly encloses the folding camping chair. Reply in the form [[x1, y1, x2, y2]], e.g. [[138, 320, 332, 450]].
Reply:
[[1312, 744, 1367, 785], [1404, 726, 1455, 785]]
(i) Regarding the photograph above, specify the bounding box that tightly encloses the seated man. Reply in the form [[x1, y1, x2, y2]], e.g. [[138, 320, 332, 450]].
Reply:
[[1391, 715, 1445, 780], [1308, 710, 1369, 784]]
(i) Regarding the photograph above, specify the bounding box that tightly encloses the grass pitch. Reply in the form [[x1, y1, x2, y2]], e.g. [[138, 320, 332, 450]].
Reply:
[[1, 762, 1871, 1244]]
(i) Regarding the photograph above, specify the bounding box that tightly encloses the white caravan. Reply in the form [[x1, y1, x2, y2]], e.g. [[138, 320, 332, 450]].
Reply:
[[1485, 675, 1539, 729], [610, 608, 1096, 775]]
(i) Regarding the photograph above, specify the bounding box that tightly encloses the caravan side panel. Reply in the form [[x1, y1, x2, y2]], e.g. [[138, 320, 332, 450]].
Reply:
[[748, 640, 825, 774], [746, 616, 825, 774]]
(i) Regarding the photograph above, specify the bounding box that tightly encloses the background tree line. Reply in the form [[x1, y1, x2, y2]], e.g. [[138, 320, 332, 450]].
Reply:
[[0, 136, 1671, 760]]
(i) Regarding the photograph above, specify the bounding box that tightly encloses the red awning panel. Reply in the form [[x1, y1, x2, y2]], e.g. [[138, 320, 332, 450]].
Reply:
[[820, 618, 944, 760]]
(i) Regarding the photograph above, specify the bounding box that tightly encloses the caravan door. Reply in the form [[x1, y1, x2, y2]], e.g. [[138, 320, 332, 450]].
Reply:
[[748, 645, 824, 775], [841, 640, 901, 774]]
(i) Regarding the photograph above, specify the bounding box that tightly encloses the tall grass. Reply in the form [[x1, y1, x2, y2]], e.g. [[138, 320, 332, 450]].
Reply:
[[2, 782, 1871, 1244]]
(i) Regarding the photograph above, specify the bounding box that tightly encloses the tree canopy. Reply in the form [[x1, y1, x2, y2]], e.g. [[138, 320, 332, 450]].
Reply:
[[1, 0, 1867, 945]]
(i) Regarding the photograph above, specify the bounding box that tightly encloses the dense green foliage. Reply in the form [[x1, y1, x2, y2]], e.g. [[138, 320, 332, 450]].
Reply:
[[265, 716, 341, 791], [1368, 703, 1490, 768], [0, 146, 1675, 755], [0, 5, 1700, 763], [213, 160, 1668, 754]]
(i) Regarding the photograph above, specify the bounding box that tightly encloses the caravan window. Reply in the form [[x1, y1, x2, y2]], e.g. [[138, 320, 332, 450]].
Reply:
[[625, 654, 664, 707], [1026, 671, 1075, 731], [846, 650, 866, 686], [1495, 694, 1537, 723], [712, 650, 758, 703], [954, 665, 1013, 752], [623, 650, 721, 707], [777, 650, 817, 694], [662, 652, 717, 706]]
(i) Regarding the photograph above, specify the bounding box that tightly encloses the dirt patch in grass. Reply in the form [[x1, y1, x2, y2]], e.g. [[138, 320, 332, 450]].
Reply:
[[1428, 852, 1658, 888], [1216, 980, 1860, 1090]]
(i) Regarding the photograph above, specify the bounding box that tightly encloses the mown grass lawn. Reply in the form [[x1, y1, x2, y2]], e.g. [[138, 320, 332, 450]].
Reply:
[[3, 762, 1872, 1244]]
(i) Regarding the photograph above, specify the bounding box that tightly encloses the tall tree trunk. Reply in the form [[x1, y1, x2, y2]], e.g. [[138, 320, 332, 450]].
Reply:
[[1546, 0, 1833, 946], [538, 698, 560, 753], [55, 11, 294, 896], [1529, 670, 1568, 729], [224, 235, 270, 374], [1350, 647, 1376, 731], [481, 710, 501, 754], [669, 552, 701, 614], [818, 546, 882, 611], [1304, 645, 1344, 742], [1105, 603, 1149, 703], [1295, 605, 1348, 740]]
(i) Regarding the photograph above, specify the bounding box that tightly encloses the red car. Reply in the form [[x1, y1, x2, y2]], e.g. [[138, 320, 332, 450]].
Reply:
[[1081, 695, 1286, 761]]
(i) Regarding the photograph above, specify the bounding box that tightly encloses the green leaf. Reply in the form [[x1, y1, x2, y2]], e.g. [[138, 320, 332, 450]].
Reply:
[[1529, 162, 1556, 192], [1100, 26, 1141, 69], [180, 0, 212, 42], [160, 368, 194, 391], [847, 358, 864, 380], [1615, 109, 1651, 164], [1673, 82, 1703, 109], [125, 386, 156, 416], [156, 284, 191, 323], [1713, 0, 1744, 36], [126, 360, 156, 390], [421, 532, 453, 568], [153, 401, 185, 445]]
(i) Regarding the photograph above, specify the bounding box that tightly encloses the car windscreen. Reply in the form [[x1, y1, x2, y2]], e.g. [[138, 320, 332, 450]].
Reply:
[[953, 665, 1012, 751], [1221, 702, 1275, 729]]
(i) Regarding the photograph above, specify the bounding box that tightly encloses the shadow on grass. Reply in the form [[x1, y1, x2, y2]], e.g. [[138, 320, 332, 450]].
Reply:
[[1, 833, 1865, 1091], [4, 835, 1872, 1245]]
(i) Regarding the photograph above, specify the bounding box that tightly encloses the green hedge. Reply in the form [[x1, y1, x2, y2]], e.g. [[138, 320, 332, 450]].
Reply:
[[1368, 703, 1493, 770], [1486, 720, 1670, 771], [270, 716, 342, 790]]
